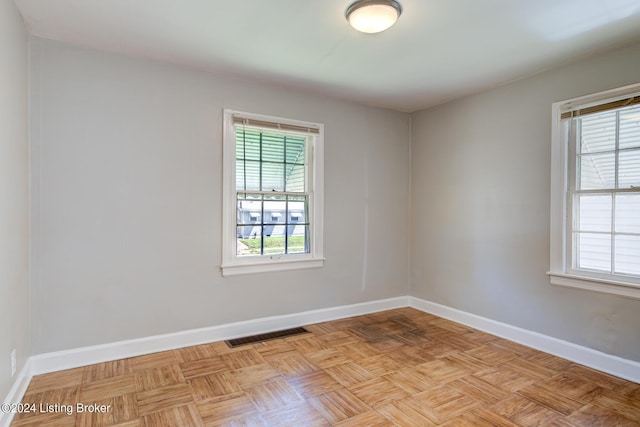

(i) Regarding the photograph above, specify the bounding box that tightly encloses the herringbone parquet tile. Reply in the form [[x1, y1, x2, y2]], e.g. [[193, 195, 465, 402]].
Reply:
[[11, 308, 640, 426]]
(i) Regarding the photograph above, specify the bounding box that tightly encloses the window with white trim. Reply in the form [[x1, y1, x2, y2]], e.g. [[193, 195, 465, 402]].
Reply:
[[549, 84, 640, 299], [221, 110, 324, 276]]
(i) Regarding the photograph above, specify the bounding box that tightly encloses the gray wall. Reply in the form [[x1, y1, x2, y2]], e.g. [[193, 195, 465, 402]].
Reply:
[[24, 31, 640, 364], [0, 0, 30, 400], [29, 39, 411, 354], [410, 42, 640, 362]]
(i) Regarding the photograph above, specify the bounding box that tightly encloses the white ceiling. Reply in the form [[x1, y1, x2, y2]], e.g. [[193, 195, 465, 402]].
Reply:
[[14, 0, 640, 112]]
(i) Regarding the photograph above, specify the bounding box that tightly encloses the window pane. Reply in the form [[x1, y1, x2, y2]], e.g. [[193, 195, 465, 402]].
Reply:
[[580, 111, 616, 154], [262, 134, 285, 163], [615, 235, 640, 276], [236, 160, 260, 191], [237, 225, 261, 240], [237, 226, 262, 256], [620, 105, 640, 150], [264, 199, 286, 224], [237, 210, 261, 225], [285, 164, 305, 192], [286, 138, 306, 164], [262, 162, 284, 191], [289, 200, 306, 223], [578, 153, 615, 190], [287, 225, 308, 254], [576, 194, 611, 232], [236, 129, 261, 160], [618, 149, 640, 189], [615, 194, 640, 233], [262, 234, 286, 255], [236, 127, 307, 193], [575, 232, 611, 272], [237, 197, 261, 225]]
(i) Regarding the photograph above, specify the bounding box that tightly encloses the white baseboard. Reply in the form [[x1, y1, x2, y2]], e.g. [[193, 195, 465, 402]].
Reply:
[[0, 359, 32, 427], [4, 293, 639, 427], [29, 296, 409, 375], [409, 296, 640, 383]]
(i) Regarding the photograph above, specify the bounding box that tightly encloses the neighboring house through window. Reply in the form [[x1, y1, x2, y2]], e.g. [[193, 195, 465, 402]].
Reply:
[[222, 109, 324, 276], [549, 83, 640, 299]]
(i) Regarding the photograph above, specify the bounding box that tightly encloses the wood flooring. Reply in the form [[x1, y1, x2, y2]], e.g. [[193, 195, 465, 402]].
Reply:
[[11, 308, 640, 426]]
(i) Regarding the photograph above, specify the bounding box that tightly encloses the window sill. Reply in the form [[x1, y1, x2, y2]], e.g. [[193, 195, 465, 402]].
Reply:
[[222, 257, 325, 277], [547, 271, 640, 300]]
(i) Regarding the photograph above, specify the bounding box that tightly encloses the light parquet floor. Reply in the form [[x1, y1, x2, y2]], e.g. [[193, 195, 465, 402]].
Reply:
[[11, 308, 640, 426]]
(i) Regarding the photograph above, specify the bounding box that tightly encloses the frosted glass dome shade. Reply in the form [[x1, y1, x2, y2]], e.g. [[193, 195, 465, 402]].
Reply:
[[346, 0, 402, 34]]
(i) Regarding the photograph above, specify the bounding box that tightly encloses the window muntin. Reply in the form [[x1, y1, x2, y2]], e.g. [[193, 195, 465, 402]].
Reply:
[[222, 110, 324, 276]]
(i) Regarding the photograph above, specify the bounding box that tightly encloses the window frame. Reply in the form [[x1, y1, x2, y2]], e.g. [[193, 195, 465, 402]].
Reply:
[[221, 109, 325, 276], [548, 83, 640, 299]]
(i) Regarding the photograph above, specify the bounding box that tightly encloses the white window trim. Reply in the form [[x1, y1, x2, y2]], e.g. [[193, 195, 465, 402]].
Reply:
[[221, 109, 325, 276], [548, 83, 640, 300]]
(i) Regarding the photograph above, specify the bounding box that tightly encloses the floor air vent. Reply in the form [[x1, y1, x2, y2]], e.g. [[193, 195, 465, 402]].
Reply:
[[226, 327, 310, 348]]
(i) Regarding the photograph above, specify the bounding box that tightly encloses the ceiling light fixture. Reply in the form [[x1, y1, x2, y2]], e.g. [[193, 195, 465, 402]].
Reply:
[[346, 0, 402, 34]]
